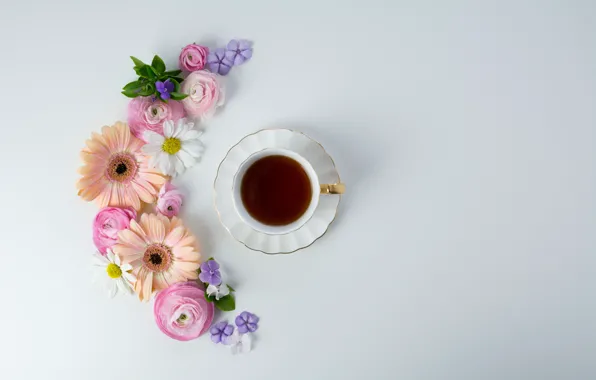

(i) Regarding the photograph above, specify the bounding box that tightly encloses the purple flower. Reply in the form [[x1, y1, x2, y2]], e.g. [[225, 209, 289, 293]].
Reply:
[[207, 48, 233, 76], [198, 260, 222, 286], [210, 321, 235, 344], [235, 311, 259, 334], [156, 79, 174, 100], [225, 39, 253, 66]]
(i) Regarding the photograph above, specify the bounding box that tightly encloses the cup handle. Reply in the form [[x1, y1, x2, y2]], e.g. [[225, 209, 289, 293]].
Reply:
[[320, 183, 346, 195]]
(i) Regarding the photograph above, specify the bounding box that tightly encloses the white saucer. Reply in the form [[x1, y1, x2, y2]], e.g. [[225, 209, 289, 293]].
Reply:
[[213, 129, 341, 254]]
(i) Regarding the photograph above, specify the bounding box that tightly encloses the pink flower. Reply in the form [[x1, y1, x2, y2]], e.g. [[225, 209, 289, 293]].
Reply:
[[128, 97, 186, 141], [92, 207, 137, 254], [156, 182, 183, 218], [179, 44, 209, 72], [154, 282, 214, 341], [181, 71, 225, 118]]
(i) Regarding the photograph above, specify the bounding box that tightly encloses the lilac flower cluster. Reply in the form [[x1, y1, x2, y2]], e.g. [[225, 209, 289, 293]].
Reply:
[[207, 39, 253, 76], [210, 311, 259, 345]]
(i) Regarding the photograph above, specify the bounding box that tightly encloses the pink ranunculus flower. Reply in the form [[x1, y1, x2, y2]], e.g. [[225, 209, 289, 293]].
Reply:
[[154, 282, 214, 341], [127, 97, 186, 141], [93, 207, 137, 255], [179, 44, 209, 72], [181, 70, 225, 119], [156, 182, 183, 218]]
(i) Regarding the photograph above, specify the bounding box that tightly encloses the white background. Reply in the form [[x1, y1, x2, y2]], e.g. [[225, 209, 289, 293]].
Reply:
[[1, 0, 595, 379]]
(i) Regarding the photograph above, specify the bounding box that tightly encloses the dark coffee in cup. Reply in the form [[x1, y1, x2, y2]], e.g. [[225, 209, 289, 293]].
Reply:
[[240, 155, 312, 226]]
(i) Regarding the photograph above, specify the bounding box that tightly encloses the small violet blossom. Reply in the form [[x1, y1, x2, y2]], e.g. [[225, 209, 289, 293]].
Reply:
[[207, 48, 233, 76], [156, 79, 174, 100], [198, 260, 222, 286], [235, 311, 259, 334], [225, 40, 253, 66], [210, 321, 235, 344]]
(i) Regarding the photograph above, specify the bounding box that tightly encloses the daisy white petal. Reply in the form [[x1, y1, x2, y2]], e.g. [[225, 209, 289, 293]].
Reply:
[[92, 252, 109, 267], [122, 272, 136, 284], [107, 250, 115, 263], [144, 131, 165, 145], [181, 140, 204, 157], [177, 149, 196, 168], [120, 263, 132, 272], [115, 278, 128, 294], [163, 120, 175, 137], [107, 281, 118, 298], [142, 143, 163, 155], [174, 156, 185, 175], [180, 129, 202, 141]]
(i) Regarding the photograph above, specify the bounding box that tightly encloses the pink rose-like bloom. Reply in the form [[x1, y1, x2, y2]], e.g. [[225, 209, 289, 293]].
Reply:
[[93, 207, 137, 254], [179, 44, 209, 72], [181, 70, 225, 118], [156, 182, 183, 218], [128, 97, 186, 141], [154, 282, 214, 341]]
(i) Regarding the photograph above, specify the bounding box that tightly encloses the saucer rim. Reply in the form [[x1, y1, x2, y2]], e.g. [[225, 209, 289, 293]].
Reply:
[[213, 128, 341, 254]]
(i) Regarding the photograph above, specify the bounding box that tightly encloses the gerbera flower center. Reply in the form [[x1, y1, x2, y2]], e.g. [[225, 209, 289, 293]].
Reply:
[[106, 153, 138, 183], [162, 137, 181, 155], [106, 263, 122, 279], [143, 243, 173, 272]]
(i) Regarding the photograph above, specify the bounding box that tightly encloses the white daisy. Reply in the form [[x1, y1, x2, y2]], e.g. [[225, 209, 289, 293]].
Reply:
[[92, 249, 136, 298], [206, 283, 230, 301], [142, 119, 204, 177]]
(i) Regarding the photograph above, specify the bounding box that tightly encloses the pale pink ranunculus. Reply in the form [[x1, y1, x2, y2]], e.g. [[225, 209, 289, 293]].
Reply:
[[179, 44, 209, 72], [154, 282, 214, 341], [92, 207, 137, 255], [128, 97, 186, 141], [156, 182, 183, 218], [181, 70, 225, 119]]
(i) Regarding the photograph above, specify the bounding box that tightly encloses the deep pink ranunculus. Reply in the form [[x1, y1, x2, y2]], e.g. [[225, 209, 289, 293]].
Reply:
[[179, 43, 209, 72], [127, 97, 186, 142], [92, 207, 136, 254], [154, 282, 214, 341]]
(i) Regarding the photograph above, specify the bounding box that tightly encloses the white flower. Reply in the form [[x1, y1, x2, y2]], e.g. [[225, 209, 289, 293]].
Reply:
[[227, 331, 252, 355], [92, 250, 136, 298], [206, 283, 230, 300], [142, 119, 204, 177]]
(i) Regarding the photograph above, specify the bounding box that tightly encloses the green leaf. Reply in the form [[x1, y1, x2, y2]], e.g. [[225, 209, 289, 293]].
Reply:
[[163, 69, 182, 77], [172, 77, 185, 87], [215, 295, 236, 311], [204, 289, 214, 302], [138, 83, 155, 97], [169, 91, 188, 101], [146, 66, 157, 80], [122, 80, 142, 91], [136, 65, 151, 78], [121, 90, 139, 98], [130, 56, 145, 68], [226, 284, 235, 292], [151, 55, 166, 74], [174, 80, 181, 93]]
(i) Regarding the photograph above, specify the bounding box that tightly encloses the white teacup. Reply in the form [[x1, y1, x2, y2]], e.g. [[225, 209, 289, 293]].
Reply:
[[232, 148, 345, 235]]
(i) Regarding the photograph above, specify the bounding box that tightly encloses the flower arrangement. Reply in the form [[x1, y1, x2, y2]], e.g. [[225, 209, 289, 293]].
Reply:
[[79, 39, 258, 353]]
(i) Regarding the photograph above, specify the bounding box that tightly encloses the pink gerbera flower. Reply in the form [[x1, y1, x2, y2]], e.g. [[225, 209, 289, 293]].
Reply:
[[113, 213, 201, 302], [76, 122, 166, 210]]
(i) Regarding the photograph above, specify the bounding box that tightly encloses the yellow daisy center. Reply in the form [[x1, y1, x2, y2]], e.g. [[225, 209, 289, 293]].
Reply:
[[106, 263, 122, 279], [162, 137, 181, 155]]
